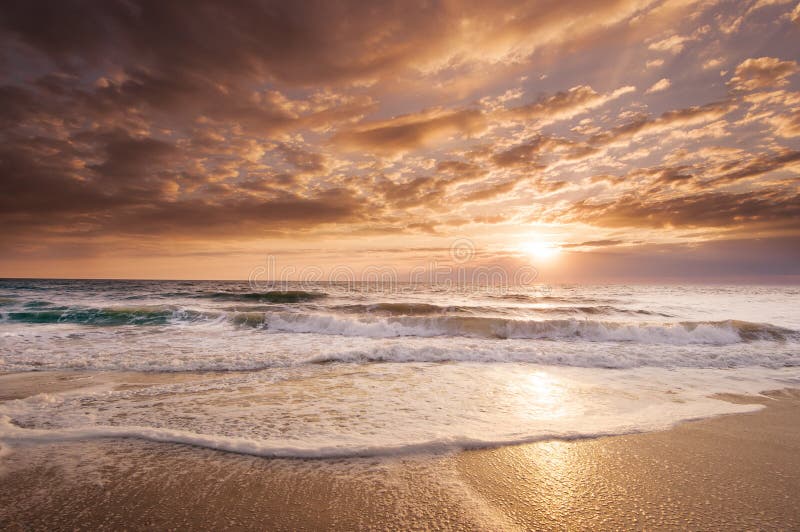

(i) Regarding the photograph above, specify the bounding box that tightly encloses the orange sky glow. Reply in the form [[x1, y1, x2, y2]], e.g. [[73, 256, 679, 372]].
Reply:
[[1, 0, 799, 282]]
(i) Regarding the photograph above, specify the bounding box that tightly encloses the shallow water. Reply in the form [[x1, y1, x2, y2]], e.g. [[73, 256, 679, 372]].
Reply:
[[1, 280, 799, 457]]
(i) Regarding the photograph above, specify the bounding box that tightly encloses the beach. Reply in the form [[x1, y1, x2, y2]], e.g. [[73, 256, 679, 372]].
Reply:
[[1, 281, 799, 529], [1, 371, 799, 531]]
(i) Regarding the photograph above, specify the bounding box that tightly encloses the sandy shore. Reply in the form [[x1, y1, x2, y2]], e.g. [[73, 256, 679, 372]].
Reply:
[[1, 371, 799, 530]]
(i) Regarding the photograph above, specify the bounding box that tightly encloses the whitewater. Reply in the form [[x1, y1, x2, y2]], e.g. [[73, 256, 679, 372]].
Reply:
[[0, 279, 799, 458]]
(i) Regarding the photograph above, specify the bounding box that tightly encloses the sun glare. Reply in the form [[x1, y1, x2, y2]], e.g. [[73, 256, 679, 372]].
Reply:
[[522, 241, 561, 260]]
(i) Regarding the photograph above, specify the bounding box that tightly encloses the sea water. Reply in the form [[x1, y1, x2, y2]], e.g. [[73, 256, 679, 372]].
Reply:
[[1, 280, 798, 457]]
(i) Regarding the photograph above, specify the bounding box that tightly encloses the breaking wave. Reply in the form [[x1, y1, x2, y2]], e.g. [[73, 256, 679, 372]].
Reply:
[[259, 313, 795, 344], [3, 304, 795, 344]]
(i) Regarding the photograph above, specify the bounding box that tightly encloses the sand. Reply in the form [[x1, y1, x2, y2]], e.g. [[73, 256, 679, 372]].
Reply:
[[1, 371, 799, 531]]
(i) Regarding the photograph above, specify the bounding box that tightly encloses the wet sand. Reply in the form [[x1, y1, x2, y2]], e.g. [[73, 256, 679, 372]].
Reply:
[[1, 372, 799, 530]]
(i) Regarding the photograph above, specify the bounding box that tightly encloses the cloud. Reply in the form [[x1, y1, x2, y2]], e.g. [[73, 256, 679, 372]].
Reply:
[[0, 0, 676, 89], [278, 144, 329, 175], [702, 58, 723, 70], [769, 112, 800, 137], [561, 239, 625, 248], [503, 85, 635, 123], [1, 0, 800, 282], [587, 100, 735, 147], [435, 160, 485, 181], [0, 127, 367, 241], [707, 150, 800, 185], [486, 98, 739, 178], [332, 108, 486, 154], [587, 149, 800, 191], [744, 0, 796, 17], [567, 190, 800, 229], [88, 132, 178, 181], [459, 179, 520, 203], [729, 57, 799, 91], [491, 135, 596, 167], [648, 34, 691, 54], [377, 176, 447, 209], [645, 78, 672, 94]]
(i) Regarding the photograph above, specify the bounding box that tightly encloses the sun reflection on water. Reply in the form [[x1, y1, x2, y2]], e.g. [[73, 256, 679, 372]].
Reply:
[[510, 370, 570, 421]]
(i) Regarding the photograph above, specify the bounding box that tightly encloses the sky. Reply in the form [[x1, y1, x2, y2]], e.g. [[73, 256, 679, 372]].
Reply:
[[1, 0, 799, 282]]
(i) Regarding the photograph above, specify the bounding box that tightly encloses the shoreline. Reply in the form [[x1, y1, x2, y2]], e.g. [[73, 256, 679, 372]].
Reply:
[[1, 371, 799, 529]]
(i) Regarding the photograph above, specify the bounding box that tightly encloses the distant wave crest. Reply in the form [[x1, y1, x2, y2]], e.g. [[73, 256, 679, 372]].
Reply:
[[203, 290, 327, 303], [334, 302, 672, 317]]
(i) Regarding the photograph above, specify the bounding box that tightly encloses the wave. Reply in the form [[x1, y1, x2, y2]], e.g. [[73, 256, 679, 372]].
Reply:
[[203, 290, 326, 303], [303, 344, 800, 368], [0, 402, 763, 459], [3, 303, 793, 345], [334, 302, 672, 317], [260, 313, 797, 344], [488, 293, 619, 304], [0, 415, 668, 459], [113, 290, 328, 303], [570, 306, 673, 317], [3, 337, 799, 372], [3, 307, 215, 326], [334, 302, 469, 315]]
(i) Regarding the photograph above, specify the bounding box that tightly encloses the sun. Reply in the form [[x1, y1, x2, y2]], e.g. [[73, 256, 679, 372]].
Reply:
[[521, 241, 561, 260]]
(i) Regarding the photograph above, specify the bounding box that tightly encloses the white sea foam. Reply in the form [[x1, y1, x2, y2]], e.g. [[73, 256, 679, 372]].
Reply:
[[263, 312, 793, 344], [1, 322, 799, 373], [2, 364, 792, 459]]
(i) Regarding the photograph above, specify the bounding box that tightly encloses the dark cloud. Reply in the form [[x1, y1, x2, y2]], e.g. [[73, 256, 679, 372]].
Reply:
[[650, 165, 695, 185], [0, 137, 119, 221], [0, 126, 365, 242], [0, 1, 446, 84], [708, 150, 800, 185], [568, 190, 800, 229], [108, 188, 365, 237], [332, 109, 486, 154], [278, 145, 328, 175], [0, 0, 659, 88], [88, 132, 177, 180], [491, 135, 596, 167]]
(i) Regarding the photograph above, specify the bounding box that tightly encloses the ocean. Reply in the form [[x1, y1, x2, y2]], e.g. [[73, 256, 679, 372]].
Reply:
[[1, 279, 799, 458]]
